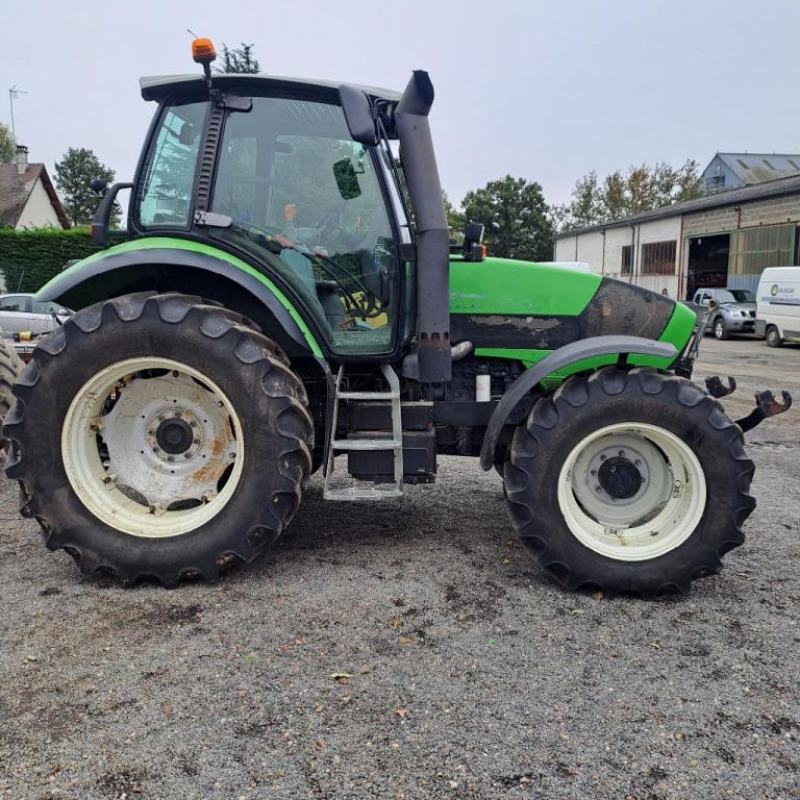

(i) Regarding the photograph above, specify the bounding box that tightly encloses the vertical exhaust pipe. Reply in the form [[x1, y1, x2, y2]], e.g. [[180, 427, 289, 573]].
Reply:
[[395, 71, 451, 385]]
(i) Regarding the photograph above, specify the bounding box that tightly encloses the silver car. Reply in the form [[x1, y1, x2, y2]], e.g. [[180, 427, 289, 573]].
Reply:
[[692, 288, 756, 340], [0, 293, 72, 336]]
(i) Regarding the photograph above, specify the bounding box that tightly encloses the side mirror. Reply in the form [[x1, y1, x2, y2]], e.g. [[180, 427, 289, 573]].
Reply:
[[333, 159, 362, 200], [339, 85, 379, 146], [91, 182, 134, 245]]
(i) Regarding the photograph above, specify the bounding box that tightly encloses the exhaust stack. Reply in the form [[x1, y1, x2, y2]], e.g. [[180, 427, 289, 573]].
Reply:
[[395, 71, 451, 385]]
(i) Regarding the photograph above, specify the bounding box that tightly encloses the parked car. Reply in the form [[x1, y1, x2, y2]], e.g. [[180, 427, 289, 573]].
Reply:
[[755, 266, 800, 347], [0, 293, 72, 336], [692, 287, 756, 339]]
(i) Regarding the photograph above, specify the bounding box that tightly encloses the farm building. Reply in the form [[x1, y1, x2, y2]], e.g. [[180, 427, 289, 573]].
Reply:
[[553, 173, 800, 301]]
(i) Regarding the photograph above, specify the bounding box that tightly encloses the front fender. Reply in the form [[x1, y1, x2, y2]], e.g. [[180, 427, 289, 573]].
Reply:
[[37, 237, 323, 358], [479, 335, 678, 470]]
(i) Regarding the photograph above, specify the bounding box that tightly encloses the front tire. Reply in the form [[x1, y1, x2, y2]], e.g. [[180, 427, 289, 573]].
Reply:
[[713, 316, 730, 340], [3, 293, 313, 587], [504, 367, 755, 597]]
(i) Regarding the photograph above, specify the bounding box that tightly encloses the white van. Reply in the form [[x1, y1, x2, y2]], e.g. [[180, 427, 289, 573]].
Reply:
[[755, 267, 800, 347]]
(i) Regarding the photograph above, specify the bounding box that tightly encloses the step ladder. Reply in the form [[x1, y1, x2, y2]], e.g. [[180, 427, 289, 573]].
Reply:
[[323, 363, 403, 500]]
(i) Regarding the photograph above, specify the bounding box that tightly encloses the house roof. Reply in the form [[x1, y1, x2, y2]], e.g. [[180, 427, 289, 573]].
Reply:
[[0, 163, 70, 229], [712, 152, 800, 184], [555, 172, 800, 239]]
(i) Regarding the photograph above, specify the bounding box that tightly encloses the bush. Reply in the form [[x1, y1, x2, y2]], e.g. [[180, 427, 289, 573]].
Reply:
[[0, 228, 128, 293]]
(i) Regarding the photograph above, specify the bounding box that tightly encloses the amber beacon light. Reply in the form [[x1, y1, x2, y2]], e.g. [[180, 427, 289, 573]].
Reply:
[[192, 38, 217, 64]]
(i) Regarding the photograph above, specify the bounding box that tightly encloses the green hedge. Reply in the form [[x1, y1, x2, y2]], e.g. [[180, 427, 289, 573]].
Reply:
[[0, 228, 128, 293]]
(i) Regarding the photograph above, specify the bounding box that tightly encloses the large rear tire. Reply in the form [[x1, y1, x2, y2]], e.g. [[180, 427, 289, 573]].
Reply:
[[0, 338, 24, 424], [3, 293, 313, 587], [504, 367, 755, 597]]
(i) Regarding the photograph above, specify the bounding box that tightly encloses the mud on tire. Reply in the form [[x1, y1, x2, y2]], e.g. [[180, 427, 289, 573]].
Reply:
[[2, 293, 314, 587], [504, 366, 756, 597]]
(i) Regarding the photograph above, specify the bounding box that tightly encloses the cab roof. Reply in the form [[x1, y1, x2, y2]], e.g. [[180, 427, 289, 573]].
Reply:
[[140, 73, 401, 104]]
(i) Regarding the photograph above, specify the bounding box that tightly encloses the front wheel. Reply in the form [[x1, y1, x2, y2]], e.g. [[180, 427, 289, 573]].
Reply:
[[713, 316, 730, 340], [504, 367, 755, 597], [3, 293, 313, 587]]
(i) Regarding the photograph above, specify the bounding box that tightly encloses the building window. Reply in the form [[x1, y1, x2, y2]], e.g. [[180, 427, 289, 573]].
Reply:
[[641, 240, 677, 275], [621, 245, 632, 275]]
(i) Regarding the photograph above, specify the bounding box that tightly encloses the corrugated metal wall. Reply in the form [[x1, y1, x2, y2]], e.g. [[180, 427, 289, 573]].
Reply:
[[727, 223, 795, 293]]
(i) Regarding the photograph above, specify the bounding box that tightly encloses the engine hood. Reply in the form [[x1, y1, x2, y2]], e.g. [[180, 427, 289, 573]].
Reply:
[[448, 256, 696, 360]]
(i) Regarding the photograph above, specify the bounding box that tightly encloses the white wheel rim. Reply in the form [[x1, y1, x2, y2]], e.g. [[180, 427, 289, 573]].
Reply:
[[557, 423, 706, 562], [62, 358, 245, 538]]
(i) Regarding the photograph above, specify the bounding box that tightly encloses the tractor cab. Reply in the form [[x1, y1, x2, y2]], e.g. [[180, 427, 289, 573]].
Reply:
[[132, 78, 407, 358]]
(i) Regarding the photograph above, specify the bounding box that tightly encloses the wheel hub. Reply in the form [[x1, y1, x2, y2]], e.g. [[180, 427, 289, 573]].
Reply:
[[155, 416, 195, 455], [598, 456, 643, 499], [148, 408, 203, 462]]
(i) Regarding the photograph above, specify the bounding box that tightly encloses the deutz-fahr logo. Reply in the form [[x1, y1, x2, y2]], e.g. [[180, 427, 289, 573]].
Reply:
[[771, 284, 779, 296]]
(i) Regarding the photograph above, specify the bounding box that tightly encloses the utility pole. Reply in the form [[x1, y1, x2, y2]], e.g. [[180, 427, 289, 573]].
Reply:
[[9, 85, 27, 140]]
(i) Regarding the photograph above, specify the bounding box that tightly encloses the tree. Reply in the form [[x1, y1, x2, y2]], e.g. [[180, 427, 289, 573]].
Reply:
[[443, 191, 464, 241], [0, 122, 15, 164], [556, 160, 703, 231], [217, 43, 260, 74], [462, 175, 553, 261], [54, 147, 119, 227]]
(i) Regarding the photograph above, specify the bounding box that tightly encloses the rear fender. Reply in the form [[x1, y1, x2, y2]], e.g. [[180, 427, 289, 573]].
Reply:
[[36, 242, 324, 359], [479, 335, 677, 470]]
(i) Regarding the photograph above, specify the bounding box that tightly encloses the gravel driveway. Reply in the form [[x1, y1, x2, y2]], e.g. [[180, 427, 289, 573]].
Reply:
[[1, 337, 798, 800]]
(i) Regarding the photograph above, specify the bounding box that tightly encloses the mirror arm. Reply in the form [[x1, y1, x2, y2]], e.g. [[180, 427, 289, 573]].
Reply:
[[91, 183, 133, 246]]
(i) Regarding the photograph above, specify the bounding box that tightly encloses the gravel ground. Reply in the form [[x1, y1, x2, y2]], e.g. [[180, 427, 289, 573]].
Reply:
[[1, 337, 798, 800]]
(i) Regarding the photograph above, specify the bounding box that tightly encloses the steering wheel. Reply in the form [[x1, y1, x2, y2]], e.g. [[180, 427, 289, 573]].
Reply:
[[235, 220, 377, 318], [316, 203, 371, 252]]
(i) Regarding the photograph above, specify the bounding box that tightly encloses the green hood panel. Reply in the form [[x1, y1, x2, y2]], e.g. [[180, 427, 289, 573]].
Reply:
[[450, 257, 602, 316], [39, 237, 323, 357], [450, 256, 696, 378]]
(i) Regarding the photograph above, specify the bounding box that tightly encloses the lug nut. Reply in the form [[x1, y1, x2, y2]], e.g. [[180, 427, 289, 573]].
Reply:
[[595, 486, 602, 493], [619, 450, 625, 456], [600, 454, 606, 461], [590, 469, 597, 476]]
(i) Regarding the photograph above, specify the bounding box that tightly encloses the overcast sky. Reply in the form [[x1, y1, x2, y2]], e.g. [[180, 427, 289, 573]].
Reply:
[[2, 0, 799, 208]]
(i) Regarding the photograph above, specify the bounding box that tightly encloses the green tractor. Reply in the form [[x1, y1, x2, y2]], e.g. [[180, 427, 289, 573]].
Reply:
[[2, 40, 790, 595]]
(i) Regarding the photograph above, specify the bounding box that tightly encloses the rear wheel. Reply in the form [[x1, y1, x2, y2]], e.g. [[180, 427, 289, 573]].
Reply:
[[766, 325, 783, 348], [0, 338, 23, 426], [3, 293, 313, 586], [504, 367, 755, 597], [713, 316, 730, 340]]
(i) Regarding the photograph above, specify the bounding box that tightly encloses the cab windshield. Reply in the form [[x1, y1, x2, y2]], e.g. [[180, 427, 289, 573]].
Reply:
[[137, 95, 398, 355]]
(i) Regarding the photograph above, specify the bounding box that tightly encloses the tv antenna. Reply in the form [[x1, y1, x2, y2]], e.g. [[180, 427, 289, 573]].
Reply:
[[8, 85, 27, 140]]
